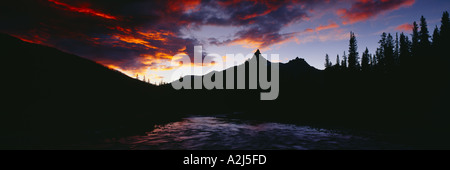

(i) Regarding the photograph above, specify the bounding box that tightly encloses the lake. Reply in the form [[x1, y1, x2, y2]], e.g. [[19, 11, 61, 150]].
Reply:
[[104, 116, 404, 150]]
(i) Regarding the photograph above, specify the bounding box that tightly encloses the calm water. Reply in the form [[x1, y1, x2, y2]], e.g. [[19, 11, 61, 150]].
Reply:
[[105, 116, 402, 150]]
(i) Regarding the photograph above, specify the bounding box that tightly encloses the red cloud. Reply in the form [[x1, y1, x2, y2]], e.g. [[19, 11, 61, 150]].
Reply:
[[395, 23, 413, 32], [47, 0, 117, 20], [237, 0, 284, 20], [337, 0, 415, 25], [239, 7, 277, 20], [167, 0, 201, 13]]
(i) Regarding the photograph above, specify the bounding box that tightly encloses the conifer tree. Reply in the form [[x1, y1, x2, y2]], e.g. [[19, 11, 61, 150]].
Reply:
[[335, 54, 340, 67], [372, 54, 377, 67], [341, 51, 348, 69], [324, 54, 332, 69], [440, 11, 450, 45], [377, 33, 387, 68], [385, 33, 395, 71], [399, 32, 411, 66], [411, 21, 419, 55], [395, 33, 400, 65], [361, 47, 370, 71], [432, 26, 440, 47], [419, 16, 431, 49], [410, 21, 420, 68], [348, 32, 359, 70], [438, 11, 450, 65]]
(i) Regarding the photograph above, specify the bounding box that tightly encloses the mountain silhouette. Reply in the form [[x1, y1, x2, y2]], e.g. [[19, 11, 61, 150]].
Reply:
[[0, 33, 181, 148], [172, 49, 321, 89]]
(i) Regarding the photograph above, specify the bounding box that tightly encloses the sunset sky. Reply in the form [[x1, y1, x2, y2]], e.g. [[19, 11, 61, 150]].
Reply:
[[1, 0, 449, 83]]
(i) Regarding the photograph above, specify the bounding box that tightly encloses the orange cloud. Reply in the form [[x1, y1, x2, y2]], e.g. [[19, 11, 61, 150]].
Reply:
[[148, 65, 178, 71], [304, 28, 314, 33], [112, 26, 132, 34], [315, 22, 339, 32], [229, 38, 263, 49], [138, 31, 173, 42], [104, 64, 121, 70], [113, 34, 159, 50], [47, 0, 118, 20]]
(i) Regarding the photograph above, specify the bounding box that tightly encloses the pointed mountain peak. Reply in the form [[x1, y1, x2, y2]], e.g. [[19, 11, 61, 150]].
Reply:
[[255, 49, 261, 56], [249, 49, 269, 64], [253, 49, 263, 60]]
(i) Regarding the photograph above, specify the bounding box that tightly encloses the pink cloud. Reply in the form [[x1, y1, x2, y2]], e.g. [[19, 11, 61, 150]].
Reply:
[[395, 23, 413, 32]]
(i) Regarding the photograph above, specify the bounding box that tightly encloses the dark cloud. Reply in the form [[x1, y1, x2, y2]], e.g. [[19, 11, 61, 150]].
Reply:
[[337, 0, 415, 25], [182, 0, 314, 48], [0, 0, 202, 74], [0, 0, 338, 76]]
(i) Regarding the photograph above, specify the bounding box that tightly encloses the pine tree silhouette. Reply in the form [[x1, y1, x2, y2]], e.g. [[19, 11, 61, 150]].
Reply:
[[377, 32, 387, 68], [419, 16, 431, 49], [440, 11, 450, 44], [361, 47, 370, 72], [410, 21, 420, 69], [385, 33, 395, 72], [335, 54, 340, 68], [371, 53, 377, 67], [419, 16, 432, 72], [439, 11, 450, 61], [324, 54, 332, 69], [348, 32, 359, 71], [399, 32, 412, 68], [395, 33, 400, 66], [432, 26, 440, 47], [341, 51, 348, 69]]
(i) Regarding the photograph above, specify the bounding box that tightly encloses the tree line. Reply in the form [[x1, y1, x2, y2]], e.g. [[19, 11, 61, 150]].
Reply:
[[325, 11, 450, 74]]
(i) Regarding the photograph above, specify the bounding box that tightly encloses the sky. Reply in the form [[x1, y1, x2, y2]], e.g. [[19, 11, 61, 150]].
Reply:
[[1, 0, 449, 84]]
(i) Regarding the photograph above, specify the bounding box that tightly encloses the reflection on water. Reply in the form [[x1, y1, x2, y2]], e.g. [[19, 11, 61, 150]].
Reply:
[[106, 116, 401, 150]]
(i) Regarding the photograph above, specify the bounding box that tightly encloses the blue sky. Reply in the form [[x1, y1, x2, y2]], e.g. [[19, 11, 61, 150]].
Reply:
[[1, 0, 449, 83]]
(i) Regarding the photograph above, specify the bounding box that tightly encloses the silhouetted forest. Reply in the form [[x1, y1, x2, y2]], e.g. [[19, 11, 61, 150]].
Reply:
[[1, 11, 449, 149], [319, 11, 450, 147], [324, 12, 450, 75]]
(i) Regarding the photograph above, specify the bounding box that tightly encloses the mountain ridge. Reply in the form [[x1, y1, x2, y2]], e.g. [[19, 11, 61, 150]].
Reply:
[[1, 33, 181, 147]]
